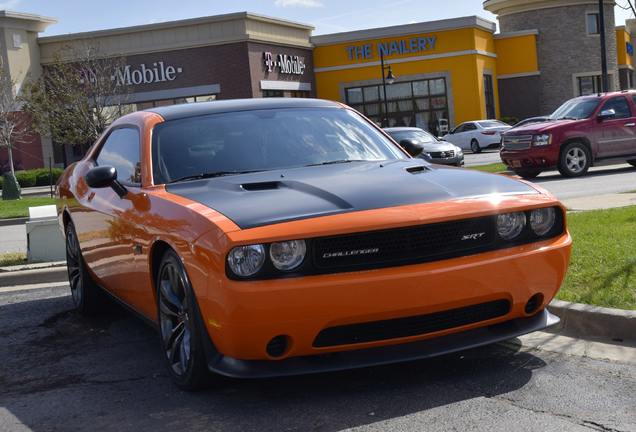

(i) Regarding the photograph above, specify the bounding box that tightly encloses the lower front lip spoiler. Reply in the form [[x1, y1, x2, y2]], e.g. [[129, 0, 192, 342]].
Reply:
[[202, 308, 559, 379]]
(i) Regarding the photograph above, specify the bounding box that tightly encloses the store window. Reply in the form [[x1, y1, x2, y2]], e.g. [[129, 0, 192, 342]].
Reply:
[[484, 74, 496, 119], [577, 75, 602, 95], [263, 90, 284, 98], [587, 13, 600, 35], [135, 94, 216, 111], [291, 91, 309, 98], [345, 77, 449, 134]]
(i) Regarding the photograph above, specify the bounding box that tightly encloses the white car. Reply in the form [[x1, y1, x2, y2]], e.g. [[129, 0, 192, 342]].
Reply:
[[443, 120, 511, 153]]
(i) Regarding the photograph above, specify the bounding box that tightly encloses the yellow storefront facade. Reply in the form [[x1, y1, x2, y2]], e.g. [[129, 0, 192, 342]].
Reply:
[[312, 17, 519, 134]]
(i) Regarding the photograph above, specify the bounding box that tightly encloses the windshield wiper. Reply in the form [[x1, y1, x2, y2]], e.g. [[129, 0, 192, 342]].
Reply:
[[554, 116, 578, 120], [171, 170, 261, 183], [303, 159, 365, 167]]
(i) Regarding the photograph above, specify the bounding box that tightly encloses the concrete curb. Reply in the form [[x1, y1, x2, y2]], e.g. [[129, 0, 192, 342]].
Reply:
[[547, 299, 636, 345], [0, 261, 67, 287]]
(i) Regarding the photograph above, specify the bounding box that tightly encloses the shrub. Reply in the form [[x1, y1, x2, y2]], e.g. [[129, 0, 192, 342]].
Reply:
[[33, 168, 64, 186], [15, 171, 36, 188]]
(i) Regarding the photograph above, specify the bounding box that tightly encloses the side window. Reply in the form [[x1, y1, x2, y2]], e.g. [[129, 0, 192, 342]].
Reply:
[[466, 123, 477, 131], [601, 97, 631, 120], [94, 127, 141, 185]]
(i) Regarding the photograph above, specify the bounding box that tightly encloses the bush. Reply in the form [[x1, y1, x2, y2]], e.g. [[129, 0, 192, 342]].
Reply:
[[33, 168, 64, 186], [15, 171, 36, 188]]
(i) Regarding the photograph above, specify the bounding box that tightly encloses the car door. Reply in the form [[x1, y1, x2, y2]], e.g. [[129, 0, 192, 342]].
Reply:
[[594, 96, 636, 158], [73, 126, 153, 312]]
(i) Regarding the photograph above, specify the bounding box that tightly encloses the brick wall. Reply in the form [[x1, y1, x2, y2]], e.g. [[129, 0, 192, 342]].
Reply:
[[498, 3, 618, 114]]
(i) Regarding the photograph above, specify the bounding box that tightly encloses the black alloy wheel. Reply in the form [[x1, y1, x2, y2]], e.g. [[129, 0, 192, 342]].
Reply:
[[65, 222, 100, 314], [470, 139, 481, 154], [558, 142, 590, 177], [157, 249, 211, 390]]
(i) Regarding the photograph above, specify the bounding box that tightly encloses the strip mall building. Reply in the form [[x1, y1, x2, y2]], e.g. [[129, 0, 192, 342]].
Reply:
[[0, 0, 633, 169]]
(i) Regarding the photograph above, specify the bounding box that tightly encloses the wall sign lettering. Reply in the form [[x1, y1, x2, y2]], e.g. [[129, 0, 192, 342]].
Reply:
[[113, 62, 184, 86], [263, 52, 306, 75], [345, 36, 437, 60]]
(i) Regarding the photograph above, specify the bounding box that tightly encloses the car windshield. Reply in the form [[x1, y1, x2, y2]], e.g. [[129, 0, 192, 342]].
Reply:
[[387, 130, 438, 144], [549, 98, 601, 120], [152, 107, 407, 184]]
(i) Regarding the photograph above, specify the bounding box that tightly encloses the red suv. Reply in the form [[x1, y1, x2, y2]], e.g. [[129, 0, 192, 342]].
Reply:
[[500, 91, 636, 178]]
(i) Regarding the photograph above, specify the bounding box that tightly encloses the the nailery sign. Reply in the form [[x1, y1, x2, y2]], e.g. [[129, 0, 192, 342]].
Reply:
[[113, 62, 184, 86], [263, 52, 306, 75], [345, 36, 437, 60]]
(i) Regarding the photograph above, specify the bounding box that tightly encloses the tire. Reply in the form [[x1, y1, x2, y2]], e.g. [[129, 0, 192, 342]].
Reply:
[[157, 249, 212, 390], [65, 222, 101, 314], [558, 142, 590, 177], [470, 139, 481, 154], [513, 168, 542, 179]]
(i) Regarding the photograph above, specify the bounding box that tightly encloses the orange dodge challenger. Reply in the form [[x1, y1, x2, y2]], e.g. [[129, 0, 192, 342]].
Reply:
[[56, 98, 571, 390]]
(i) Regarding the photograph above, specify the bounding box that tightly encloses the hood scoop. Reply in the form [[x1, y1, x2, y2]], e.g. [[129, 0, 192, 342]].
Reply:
[[405, 165, 427, 174], [241, 181, 281, 191]]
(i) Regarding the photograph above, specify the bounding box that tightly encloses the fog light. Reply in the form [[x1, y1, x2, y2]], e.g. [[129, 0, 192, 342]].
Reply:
[[266, 335, 289, 358]]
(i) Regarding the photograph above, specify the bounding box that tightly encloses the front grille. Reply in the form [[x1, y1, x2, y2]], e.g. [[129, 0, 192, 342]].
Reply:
[[429, 150, 454, 158], [503, 135, 533, 150], [313, 299, 511, 347], [313, 217, 494, 269]]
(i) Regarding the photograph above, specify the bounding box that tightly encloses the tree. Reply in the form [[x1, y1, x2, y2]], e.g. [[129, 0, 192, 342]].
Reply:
[[0, 39, 34, 199], [20, 38, 132, 152]]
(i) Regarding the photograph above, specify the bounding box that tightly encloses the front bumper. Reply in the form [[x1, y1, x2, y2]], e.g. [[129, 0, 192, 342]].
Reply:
[[500, 145, 560, 170], [203, 308, 559, 378]]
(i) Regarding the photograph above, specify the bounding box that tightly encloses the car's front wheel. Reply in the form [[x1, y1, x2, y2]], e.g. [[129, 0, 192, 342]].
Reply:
[[470, 139, 481, 154], [157, 249, 212, 390], [65, 222, 101, 314], [558, 142, 590, 177]]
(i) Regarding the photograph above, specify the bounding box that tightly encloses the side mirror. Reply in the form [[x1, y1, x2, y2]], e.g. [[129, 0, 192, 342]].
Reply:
[[598, 109, 616, 121], [399, 138, 424, 158], [85, 165, 128, 198]]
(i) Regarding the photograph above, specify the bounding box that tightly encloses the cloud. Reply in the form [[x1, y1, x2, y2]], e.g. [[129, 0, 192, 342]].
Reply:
[[0, 0, 21, 8], [275, 0, 324, 7]]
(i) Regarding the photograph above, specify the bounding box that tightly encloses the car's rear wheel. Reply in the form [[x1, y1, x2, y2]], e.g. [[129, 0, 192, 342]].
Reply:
[[470, 139, 481, 154], [513, 168, 542, 179], [558, 142, 590, 177], [65, 222, 101, 314], [157, 249, 211, 390]]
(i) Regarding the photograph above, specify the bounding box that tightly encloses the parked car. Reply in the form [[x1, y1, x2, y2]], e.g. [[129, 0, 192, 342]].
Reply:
[[501, 91, 636, 178], [384, 127, 464, 166], [56, 98, 571, 390], [442, 120, 511, 153], [511, 116, 549, 129]]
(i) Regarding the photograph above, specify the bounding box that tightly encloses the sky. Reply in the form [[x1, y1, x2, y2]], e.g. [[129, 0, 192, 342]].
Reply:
[[2, 0, 635, 38]]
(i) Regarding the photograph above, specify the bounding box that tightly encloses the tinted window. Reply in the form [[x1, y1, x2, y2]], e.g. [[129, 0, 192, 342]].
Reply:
[[152, 107, 407, 184], [600, 96, 631, 119], [95, 127, 141, 185], [550, 98, 602, 120]]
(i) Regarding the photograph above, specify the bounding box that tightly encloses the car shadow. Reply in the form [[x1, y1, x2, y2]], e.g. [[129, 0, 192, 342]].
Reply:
[[0, 295, 549, 431]]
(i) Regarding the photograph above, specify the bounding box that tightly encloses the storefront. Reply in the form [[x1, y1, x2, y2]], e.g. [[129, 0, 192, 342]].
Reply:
[[312, 17, 501, 134]]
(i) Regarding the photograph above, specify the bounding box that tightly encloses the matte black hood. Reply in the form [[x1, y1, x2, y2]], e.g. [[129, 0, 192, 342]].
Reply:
[[165, 160, 539, 229]]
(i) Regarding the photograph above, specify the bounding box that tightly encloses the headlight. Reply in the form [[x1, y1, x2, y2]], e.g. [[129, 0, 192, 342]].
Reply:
[[533, 134, 552, 146], [497, 212, 526, 240], [227, 244, 265, 277], [530, 207, 556, 236], [270, 240, 306, 271]]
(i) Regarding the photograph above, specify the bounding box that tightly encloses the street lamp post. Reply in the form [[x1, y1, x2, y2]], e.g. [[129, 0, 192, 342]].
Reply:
[[380, 50, 395, 127]]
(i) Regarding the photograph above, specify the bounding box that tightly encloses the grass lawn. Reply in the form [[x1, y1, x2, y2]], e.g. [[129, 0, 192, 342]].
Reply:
[[0, 197, 56, 219], [556, 206, 636, 311], [466, 162, 508, 173]]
